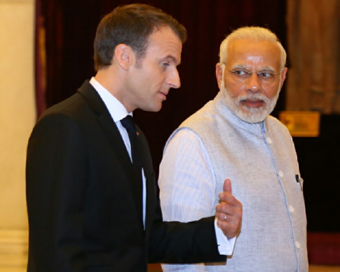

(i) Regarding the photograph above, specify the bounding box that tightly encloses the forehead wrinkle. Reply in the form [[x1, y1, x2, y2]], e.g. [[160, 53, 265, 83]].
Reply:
[[245, 55, 264, 63]]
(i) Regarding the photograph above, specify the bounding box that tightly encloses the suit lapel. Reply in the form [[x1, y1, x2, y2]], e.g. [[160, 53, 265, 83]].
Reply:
[[77, 80, 144, 226]]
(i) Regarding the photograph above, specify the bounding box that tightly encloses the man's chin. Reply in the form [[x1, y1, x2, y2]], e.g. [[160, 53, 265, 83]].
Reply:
[[235, 107, 268, 123], [146, 102, 163, 113]]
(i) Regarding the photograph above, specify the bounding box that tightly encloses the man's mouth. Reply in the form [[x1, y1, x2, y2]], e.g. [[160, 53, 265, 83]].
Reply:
[[159, 91, 168, 101], [240, 99, 265, 108]]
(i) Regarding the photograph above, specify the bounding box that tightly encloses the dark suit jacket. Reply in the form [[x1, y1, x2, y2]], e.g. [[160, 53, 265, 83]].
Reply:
[[26, 81, 226, 272]]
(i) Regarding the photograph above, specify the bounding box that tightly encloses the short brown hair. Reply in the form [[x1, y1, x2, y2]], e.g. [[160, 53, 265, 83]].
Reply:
[[94, 4, 187, 71]]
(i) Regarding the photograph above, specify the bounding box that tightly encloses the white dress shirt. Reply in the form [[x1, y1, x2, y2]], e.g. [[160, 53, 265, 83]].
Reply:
[[89, 77, 147, 227]]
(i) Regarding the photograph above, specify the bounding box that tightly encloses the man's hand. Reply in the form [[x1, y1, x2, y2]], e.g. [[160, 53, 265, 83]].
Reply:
[[215, 179, 242, 239]]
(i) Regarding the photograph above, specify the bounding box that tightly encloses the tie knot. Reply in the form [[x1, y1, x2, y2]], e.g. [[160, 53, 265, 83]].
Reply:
[[121, 115, 136, 134]]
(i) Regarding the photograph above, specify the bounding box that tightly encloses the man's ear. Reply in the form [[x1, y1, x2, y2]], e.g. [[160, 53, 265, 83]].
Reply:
[[280, 67, 288, 88], [113, 44, 134, 70], [215, 63, 223, 89]]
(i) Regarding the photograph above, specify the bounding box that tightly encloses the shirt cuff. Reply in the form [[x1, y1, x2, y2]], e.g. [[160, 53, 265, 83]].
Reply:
[[214, 218, 236, 255]]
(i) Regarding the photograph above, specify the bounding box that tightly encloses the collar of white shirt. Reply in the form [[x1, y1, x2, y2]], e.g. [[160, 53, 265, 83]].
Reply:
[[89, 77, 132, 122]]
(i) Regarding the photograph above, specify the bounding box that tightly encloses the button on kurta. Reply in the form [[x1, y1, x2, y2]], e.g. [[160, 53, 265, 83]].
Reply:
[[289, 205, 295, 213], [296, 241, 301, 248], [266, 137, 272, 144], [279, 170, 284, 178]]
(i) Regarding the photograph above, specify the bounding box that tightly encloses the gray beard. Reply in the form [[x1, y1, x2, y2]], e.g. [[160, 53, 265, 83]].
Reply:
[[220, 80, 280, 124]]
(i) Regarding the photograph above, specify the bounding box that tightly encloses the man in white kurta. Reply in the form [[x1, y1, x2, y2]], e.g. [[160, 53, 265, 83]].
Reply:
[[158, 26, 308, 271]]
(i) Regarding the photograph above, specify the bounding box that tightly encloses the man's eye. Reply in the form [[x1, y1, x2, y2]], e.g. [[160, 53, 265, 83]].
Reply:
[[233, 70, 248, 76], [162, 62, 170, 67], [258, 71, 274, 79]]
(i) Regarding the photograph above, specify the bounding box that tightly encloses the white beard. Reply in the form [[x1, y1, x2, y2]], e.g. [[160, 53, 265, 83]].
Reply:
[[220, 79, 280, 124]]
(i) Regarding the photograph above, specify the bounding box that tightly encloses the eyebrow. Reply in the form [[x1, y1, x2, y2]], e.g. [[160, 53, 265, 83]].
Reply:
[[231, 64, 275, 71]]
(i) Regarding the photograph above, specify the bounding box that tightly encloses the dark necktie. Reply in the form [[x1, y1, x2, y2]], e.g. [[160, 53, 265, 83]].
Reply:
[[120, 115, 143, 215], [121, 115, 141, 166]]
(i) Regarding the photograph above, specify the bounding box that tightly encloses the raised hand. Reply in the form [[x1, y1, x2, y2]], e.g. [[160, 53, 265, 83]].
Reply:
[[215, 179, 242, 239]]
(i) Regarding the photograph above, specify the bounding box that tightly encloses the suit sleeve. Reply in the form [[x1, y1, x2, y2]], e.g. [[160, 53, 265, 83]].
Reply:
[[147, 201, 226, 264], [26, 113, 86, 271]]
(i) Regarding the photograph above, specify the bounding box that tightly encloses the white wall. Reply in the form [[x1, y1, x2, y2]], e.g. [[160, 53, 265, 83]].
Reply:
[[0, 0, 35, 267]]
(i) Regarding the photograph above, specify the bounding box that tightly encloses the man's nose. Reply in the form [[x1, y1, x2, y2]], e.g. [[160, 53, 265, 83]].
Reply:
[[246, 72, 261, 92], [168, 69, 181, 89]]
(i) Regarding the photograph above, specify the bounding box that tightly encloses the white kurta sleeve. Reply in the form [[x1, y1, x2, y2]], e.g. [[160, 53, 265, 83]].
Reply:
[[159, 128, 234, 271]]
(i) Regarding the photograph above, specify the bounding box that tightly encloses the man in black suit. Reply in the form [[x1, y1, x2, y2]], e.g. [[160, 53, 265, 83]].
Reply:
[[26, 4, 242, 271]]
